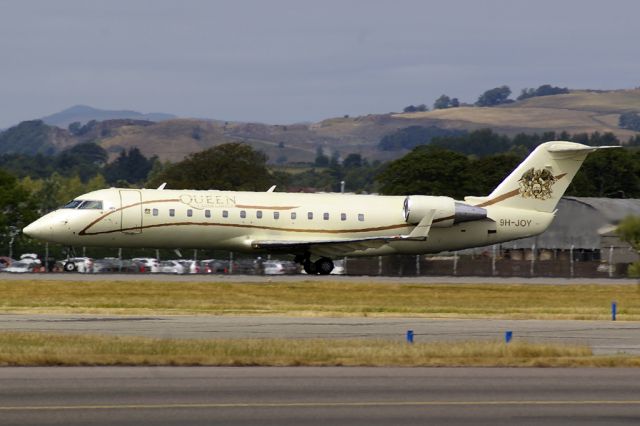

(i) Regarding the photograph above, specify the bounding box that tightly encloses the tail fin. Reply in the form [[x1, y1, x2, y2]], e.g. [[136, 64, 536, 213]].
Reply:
[[466, 141, 617, 213]]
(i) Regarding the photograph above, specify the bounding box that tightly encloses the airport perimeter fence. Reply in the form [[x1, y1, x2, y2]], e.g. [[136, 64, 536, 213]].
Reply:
[[342, 255, 631, 278]]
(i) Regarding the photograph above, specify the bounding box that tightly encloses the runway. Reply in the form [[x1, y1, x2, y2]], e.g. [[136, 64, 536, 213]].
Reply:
[[1, 314, 639, 355], [0, 367, 639, 426]]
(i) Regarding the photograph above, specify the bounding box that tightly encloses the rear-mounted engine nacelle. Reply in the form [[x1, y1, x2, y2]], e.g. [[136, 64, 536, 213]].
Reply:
[[403, 196, 487, 227]]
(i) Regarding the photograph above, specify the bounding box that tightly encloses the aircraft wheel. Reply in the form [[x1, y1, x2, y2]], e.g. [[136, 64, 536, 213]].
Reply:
[[315, 258, 334, 275], [303, 261, 317, 275], [64, 262, 77, 272]]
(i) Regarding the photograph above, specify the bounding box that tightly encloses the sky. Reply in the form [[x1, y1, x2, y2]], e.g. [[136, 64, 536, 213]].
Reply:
[[1, 0, 639, 128]]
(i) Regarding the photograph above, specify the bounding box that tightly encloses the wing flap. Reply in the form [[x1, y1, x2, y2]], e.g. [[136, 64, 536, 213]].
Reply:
[[252, 210, 436, 257]]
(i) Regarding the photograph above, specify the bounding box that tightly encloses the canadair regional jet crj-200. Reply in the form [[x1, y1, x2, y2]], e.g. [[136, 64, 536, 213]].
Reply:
[[23, 141, 614, 274]]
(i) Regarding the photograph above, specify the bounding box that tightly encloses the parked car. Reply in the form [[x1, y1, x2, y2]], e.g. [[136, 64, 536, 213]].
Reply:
[[159, 260, 186, 274], [0, 256, 14, 271], [3, 260, 41, 273], [131, 258, 160, 273], [92, 258, 141, 273], [176, 259, 200, 274], [263, 260, 300, 275], [200, 259, 229, 274]]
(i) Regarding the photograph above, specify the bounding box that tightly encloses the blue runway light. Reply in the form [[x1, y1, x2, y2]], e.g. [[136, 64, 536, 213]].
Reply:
[[612, 301, 617, 321], [406, 330, 414, 344], [505, 331, 513, 343]]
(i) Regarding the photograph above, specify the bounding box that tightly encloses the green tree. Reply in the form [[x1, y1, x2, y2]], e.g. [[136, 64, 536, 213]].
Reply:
[[403, 104, 428, 113], [376, 145, 471, 198], [466, 152, 524, 195], [378, 126, 466, 151], [617, 216, 640, 276], [55, 142, 108, 182], [148, 143, 273, 190], [68, 121, 82, 135], [517, 84, 569, 101], [433, 95, 459, 109], [0, 120, 55, 155], [104, 147, 155, 185], [0, 169, 38, 255], [314, 146, 329, 167], [476, 86, 512, 107], [567, 149, 640, 197], [619, 112, 640, 131], [433, 95, 451, 109]]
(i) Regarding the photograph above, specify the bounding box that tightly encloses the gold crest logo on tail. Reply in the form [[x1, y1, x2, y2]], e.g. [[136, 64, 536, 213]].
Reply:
[[518, 168, 557, 200]]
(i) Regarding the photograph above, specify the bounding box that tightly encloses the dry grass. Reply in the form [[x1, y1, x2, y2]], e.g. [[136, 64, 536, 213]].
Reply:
[[1, 332, 636, 367], [0, 280, 638, 319]]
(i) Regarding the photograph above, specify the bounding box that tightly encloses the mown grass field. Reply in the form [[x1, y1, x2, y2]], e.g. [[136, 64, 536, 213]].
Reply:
[[2, 332, 639, 367], [0, 280, 638, 319]]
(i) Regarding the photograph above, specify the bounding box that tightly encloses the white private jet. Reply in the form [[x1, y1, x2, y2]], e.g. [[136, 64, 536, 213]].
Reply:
[[23, 141, 612, 274]]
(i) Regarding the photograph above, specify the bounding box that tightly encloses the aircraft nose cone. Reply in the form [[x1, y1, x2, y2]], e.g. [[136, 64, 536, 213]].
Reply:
[[23, 219, 50, 240]]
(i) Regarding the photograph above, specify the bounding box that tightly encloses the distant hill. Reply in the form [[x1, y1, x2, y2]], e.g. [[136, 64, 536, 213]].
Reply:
[[2, 89, 639, 163], [394, 89, 640, 140], [40, 105, 176, 128]]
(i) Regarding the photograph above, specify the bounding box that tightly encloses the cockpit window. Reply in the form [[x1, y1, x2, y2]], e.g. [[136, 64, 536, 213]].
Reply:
[[62, 200, 83, 209], [78, 200, 103, 210]]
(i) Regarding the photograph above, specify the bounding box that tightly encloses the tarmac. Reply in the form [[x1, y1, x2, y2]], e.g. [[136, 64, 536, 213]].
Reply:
[[0, 367, 638, 426]]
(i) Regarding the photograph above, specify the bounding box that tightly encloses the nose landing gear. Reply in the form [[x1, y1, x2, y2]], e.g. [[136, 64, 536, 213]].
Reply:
[[63, 246, 77, 272]]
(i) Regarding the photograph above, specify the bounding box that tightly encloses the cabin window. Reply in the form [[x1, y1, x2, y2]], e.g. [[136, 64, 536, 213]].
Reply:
[[222, 210, 228, 218], [323, 212, 329, 220], [274, 211, 280, 220], [169, 209, 175, 217], [358, 213, 365, 222], [341, 213, 347, 221], [240, 210, 246, 219], [291, 212, 297, 220], [205, 210, 211, 218], [307, 212, 314, 220], [257, 210, 263, 219], [152, 208, 159, 216], [187, 209, 193, 217]]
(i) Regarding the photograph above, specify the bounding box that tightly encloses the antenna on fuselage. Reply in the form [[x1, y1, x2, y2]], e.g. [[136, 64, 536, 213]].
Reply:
[[267, 185, 276, 192], [157, 183, 167, 190]]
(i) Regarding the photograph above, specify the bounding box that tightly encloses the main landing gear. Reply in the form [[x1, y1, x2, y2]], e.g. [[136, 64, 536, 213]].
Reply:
[[295, 254, 334, 275]]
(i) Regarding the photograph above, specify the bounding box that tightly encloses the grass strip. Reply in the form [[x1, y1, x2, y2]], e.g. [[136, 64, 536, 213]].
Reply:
[[0, 332, 638, 367], [0, 280, 638, 319]]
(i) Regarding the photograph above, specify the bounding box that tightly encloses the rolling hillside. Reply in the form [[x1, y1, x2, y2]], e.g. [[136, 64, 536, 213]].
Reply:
[[2, 89, 640, 163], [396, 90, 640, 139]]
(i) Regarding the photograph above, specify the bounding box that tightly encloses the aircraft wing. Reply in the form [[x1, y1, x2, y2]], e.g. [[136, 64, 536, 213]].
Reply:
[[252, 210, 436, 257], [252, 235, 424, 257]]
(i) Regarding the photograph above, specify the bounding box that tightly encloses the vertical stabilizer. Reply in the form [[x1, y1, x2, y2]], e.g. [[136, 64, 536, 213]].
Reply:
[[472, 141, 615, 213]]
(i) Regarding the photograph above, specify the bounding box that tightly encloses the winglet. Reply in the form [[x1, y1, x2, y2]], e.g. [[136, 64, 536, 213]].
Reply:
[[406, 209, 435, 240]]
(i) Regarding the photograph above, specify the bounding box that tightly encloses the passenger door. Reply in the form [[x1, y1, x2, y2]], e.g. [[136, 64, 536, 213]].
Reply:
[[119, 190, 142, 234]]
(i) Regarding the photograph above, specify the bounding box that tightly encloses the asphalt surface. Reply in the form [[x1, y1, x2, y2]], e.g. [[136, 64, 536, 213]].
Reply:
[[0, 367, 639, 426], [1, 314, 639, 355], [2, 272, 638, 284]]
